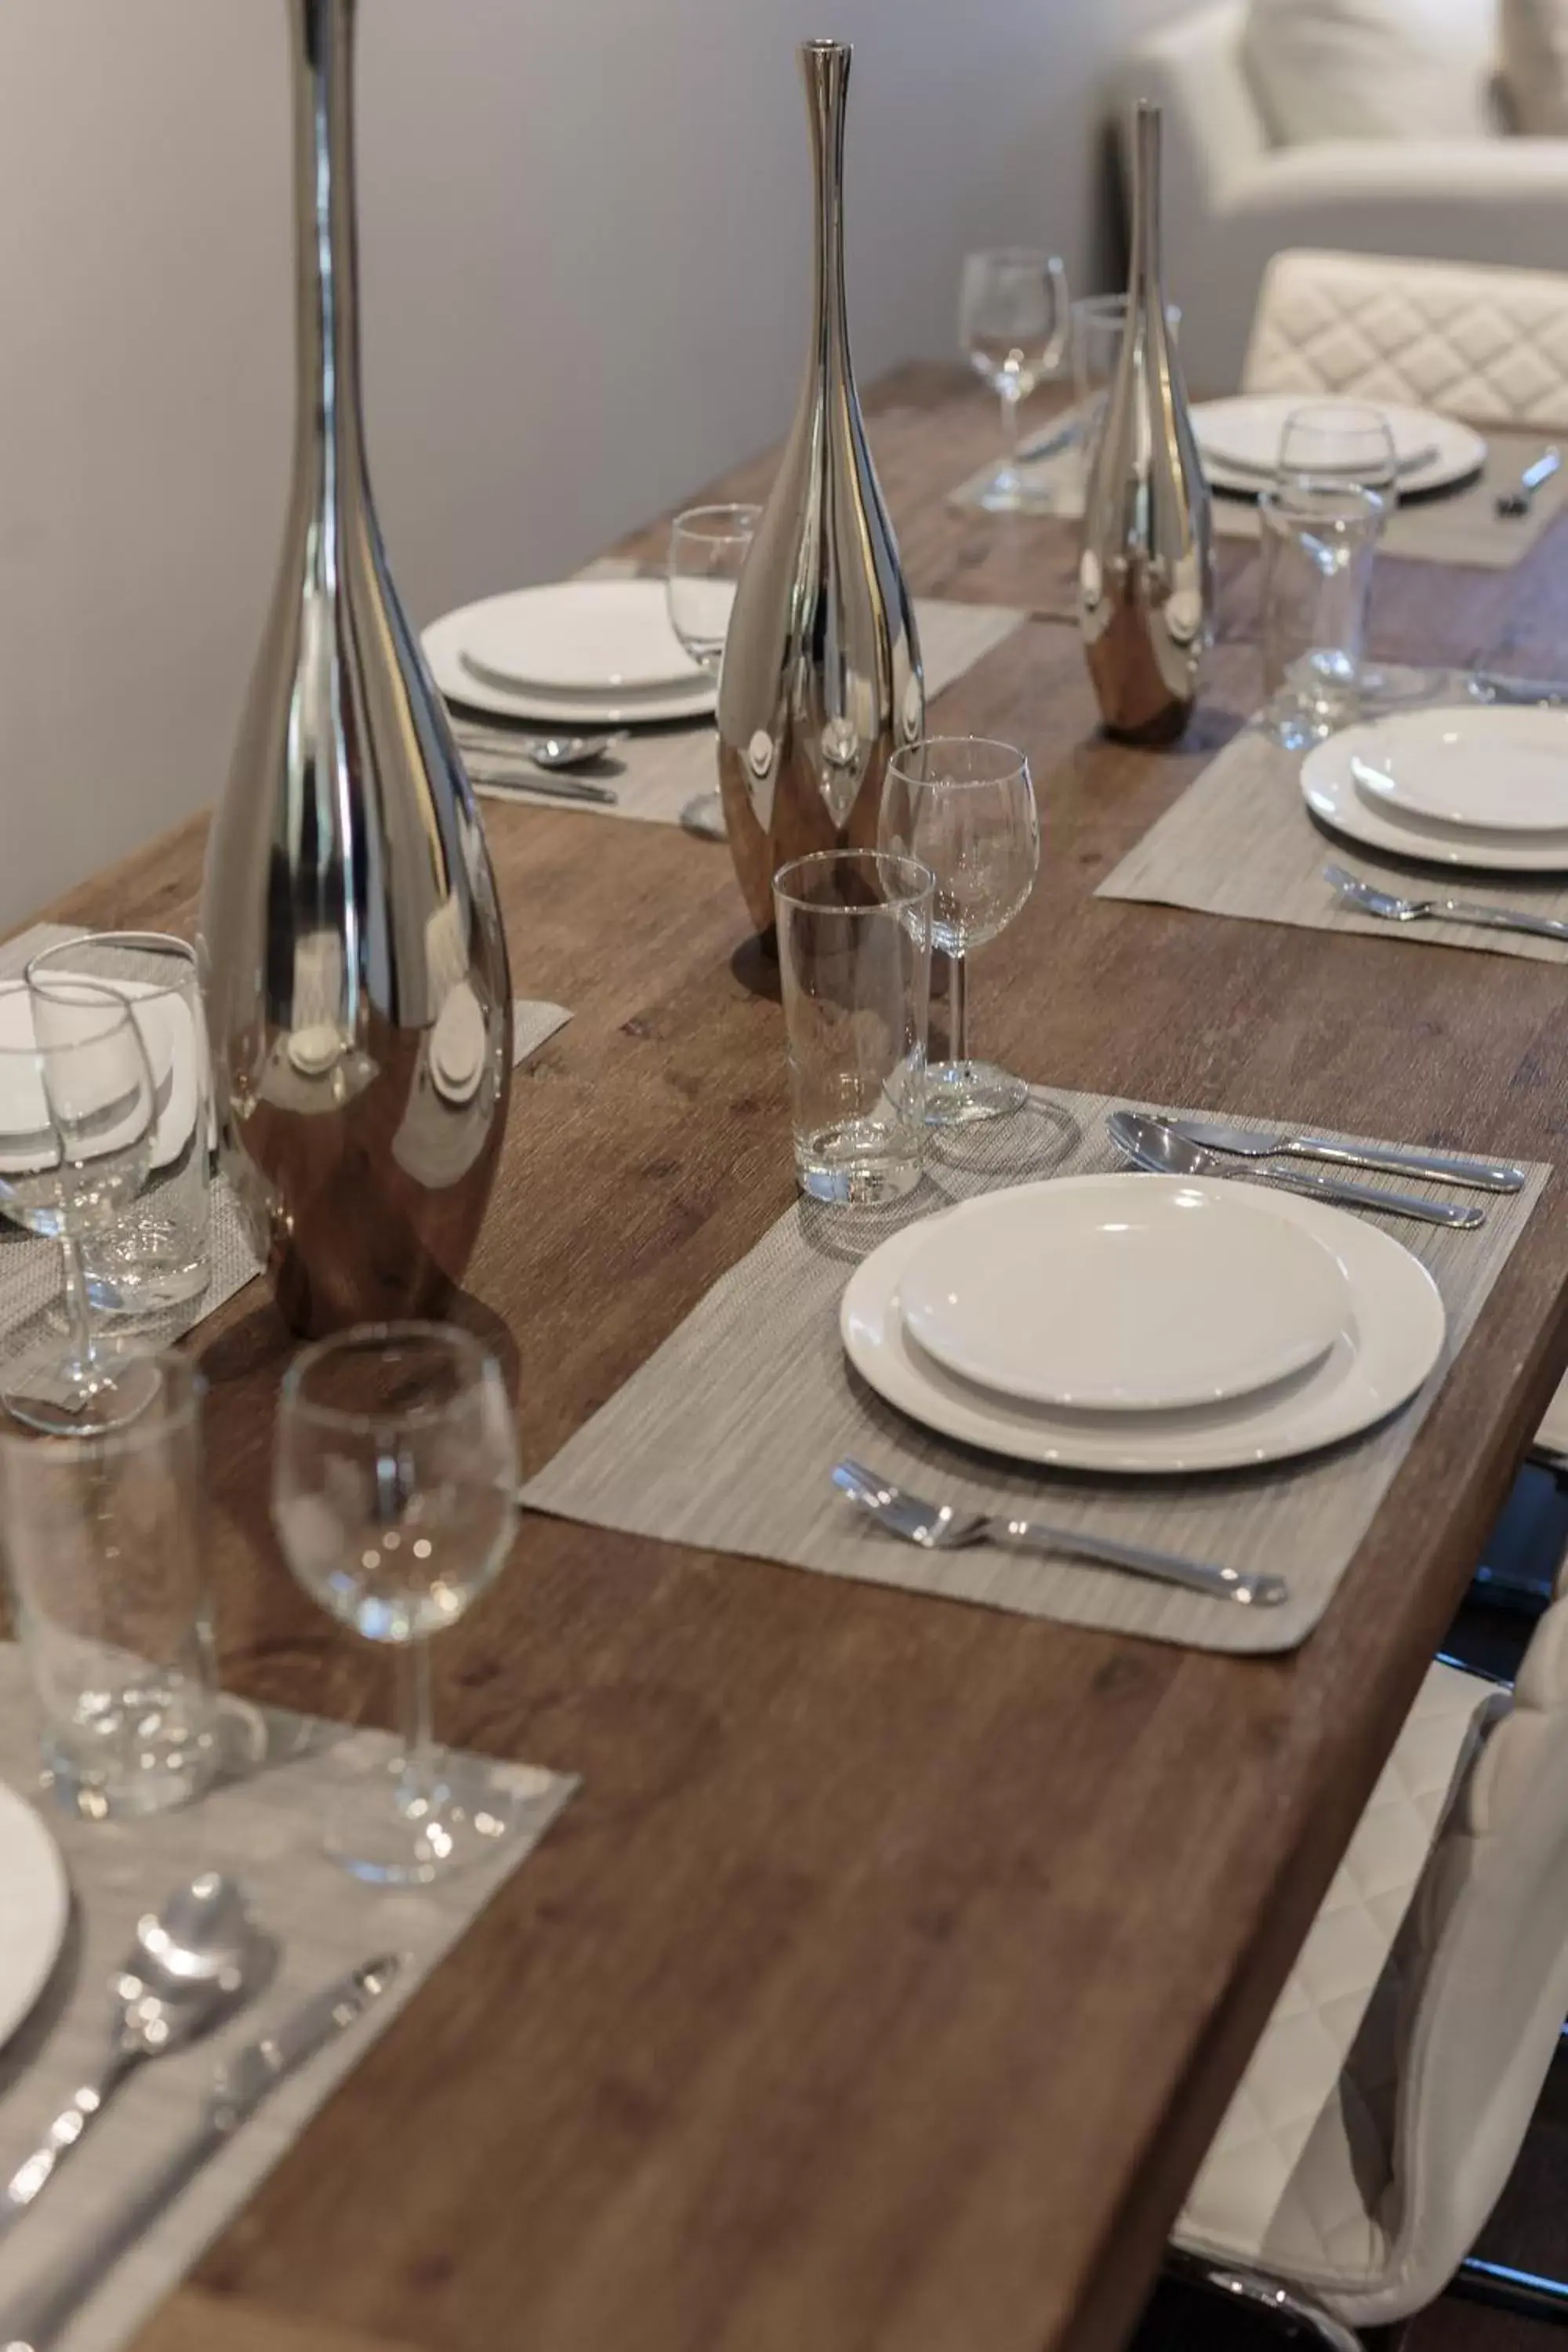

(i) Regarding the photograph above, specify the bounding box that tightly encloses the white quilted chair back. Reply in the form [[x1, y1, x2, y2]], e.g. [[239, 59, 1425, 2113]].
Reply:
[[1363, 1596, 1568, 2320], [1243, 250, 1568, 431]]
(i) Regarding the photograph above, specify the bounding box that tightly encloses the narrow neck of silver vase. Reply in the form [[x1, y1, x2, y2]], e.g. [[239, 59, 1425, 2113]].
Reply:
[[1127, 101, 1163, 307], [293, 0, 367, 560], [801, 41, 853, 397]]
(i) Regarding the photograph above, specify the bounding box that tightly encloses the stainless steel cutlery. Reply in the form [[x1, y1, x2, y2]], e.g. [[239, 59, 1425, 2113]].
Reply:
[[1494, 446, 1561, 517], [0, 1874, 260, 2239], [1168, 1112, 1523, 1194], [831, 1458, 1287, 1608], [466, 764, 619, 807], [0, 1953, 401, 2350], [1326, 860, 1568, 946], [1110, 1110, 1485, 1229]]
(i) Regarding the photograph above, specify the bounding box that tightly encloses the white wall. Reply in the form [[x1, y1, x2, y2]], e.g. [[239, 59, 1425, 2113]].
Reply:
[[0, 0, 1182, 924]]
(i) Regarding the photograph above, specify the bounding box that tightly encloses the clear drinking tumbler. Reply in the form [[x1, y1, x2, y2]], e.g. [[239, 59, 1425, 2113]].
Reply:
[[773, 851, 934, 1207], [1258, 479, 1388, 747], [0, 1350, 219, 1817]]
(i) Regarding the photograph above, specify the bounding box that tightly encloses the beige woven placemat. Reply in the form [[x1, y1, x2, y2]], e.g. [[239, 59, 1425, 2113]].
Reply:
[[467, 572, 1027, 826], [1094, 700, 1568, 964], [0, 926, 571, 1351], [522, 1086, 1547, 1656], [0, 1643, 575, 2352], [949, 422, 1565, 572]]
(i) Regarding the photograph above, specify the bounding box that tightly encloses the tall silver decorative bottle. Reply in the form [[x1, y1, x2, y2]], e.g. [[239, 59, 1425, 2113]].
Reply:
[[200, 0, 513, 1336], [716, 38, 923, 935], [1077, 100, 1213, 744]]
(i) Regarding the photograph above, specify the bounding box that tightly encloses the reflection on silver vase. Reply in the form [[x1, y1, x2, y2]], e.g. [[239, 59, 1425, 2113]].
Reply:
[[200, 0, 512, 1335], [1077, 100, 1212, 744], [716, 38, 923, 935]]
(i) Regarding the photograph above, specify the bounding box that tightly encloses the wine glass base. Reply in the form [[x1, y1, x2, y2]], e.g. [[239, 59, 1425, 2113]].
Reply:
[[324, 1748, 550, 1888], [2, 1337, 163, 1435], [679, 789, 727, 841], [926, 1061, 1030, 1127]]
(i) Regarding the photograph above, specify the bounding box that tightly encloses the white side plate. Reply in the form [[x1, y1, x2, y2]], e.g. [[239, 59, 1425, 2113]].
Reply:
[[898, 1174, 1348, 1411], [841, 1180, 1445, 1475], [1344, 704, 1568, 835], [1192, 394, 1486, 500], [423, 586, 717, 726], [1302, 719, 1568, 874], [0, 1783, 68, 2049]]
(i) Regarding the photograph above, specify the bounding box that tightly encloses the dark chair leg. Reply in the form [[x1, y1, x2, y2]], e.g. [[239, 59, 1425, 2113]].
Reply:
[[1450, 2258, 1568, 2325], [1165, 2251, 1363, 2352]]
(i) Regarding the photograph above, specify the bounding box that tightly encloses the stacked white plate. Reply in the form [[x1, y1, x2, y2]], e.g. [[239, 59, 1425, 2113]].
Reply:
[[0, 1783, 67, 2045], [1303, 705, 1568, 873], [422, 580, 714, 725], [1191, 393, 1486, 499], [840, 1172, 1444, 1474]]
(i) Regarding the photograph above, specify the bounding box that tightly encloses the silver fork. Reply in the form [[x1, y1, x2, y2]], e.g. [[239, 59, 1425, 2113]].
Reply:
[[830, 1459, 1287, 1609], [1325, 861, 1568, 945]]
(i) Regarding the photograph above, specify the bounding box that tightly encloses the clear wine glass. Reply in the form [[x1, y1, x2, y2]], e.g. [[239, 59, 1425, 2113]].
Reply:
[[0, 982, 158, 1433], [272, 1320, 524, 1886], [960, 249, 1070, 514], [1277, 402, 1399, 501], [878, 737, 1040, 1126], [666, 502, 759, 840]]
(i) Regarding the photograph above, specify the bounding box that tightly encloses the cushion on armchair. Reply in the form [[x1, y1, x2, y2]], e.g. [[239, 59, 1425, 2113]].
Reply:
[[1243, 0, 1501, 142], [1501, 0, 1568, 132]]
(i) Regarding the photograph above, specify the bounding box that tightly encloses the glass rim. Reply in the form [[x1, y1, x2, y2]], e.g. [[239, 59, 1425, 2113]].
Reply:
[[886, 735, 1031, 792], [670, 503, 761, 544], [0, 1348, 204, 1455], [27, 931, 198, 1007], [1260, 477, 1389, 521], [0, 977, 145, 1056], [771, 848, 935, 915], [279, 1318, 501, 1435]]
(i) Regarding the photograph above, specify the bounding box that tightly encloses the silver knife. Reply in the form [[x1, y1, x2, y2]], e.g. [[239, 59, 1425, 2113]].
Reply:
[[467, 768, 619, 807], [1171, 1116, 1525, 1195], [0, 1955, 401, 2351]]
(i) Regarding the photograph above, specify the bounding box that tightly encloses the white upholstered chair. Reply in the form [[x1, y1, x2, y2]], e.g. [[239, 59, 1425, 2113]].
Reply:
[[1171, 1595, 1568, 2343], [1241, 250, 1568, 432], [1125, 2, 1568, 394]]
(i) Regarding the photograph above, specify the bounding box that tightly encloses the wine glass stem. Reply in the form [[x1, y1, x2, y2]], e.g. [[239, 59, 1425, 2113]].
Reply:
[[394, 1637, 440, 1813], [1000, 386, 1021, 480], [948, 951, 970, 1070], [59, 1237, 99, 1386]]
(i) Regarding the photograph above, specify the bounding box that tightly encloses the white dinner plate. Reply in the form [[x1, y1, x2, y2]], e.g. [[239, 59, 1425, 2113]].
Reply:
[[1341, 704, 1568, 835], [1192, 394, 1486, 500], [0, 980, 195, 1174], [1302, 717, 1568, 874], [841, 1175, 1445, 1475], [897, 1174, 1348, 1411], [422, 585, 717, 727], [0, 1782, 68, 2049]]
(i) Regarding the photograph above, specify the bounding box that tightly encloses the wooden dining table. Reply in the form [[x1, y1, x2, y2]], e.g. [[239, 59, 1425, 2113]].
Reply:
[[47, 361, 1568, 2352]]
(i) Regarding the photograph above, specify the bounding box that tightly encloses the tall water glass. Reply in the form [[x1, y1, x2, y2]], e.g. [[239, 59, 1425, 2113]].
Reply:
[[878, 739, 1039, 1127], [273, 1321, 523, 1886], [0, 987, 158, 1433], [1071, 294, 1181, 479], [0, 1351, 218, 1818], [666, 503, 758, 840], [1259, 480, 1388, 747], [960, 249, 1070, 511], [773, 851, 934, 1207], [27, 933, 212, 1321]]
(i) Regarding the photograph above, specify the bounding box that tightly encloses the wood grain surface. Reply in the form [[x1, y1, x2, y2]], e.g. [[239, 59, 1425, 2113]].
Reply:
[[40, 386, 1568, 2352]]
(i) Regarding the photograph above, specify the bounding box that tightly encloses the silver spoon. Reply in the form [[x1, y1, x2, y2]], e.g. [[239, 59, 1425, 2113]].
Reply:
[[0, 1873, 260, 2233], [1325, 860, 1568, 945], [1109, 1109, 1483, 1230], [453, 726, 621, 771], [830, 1458, 1287, 1608]]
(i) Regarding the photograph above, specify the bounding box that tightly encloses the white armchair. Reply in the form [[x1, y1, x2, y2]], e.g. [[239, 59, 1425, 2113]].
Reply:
[[1125, 2, 1568, 395]]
